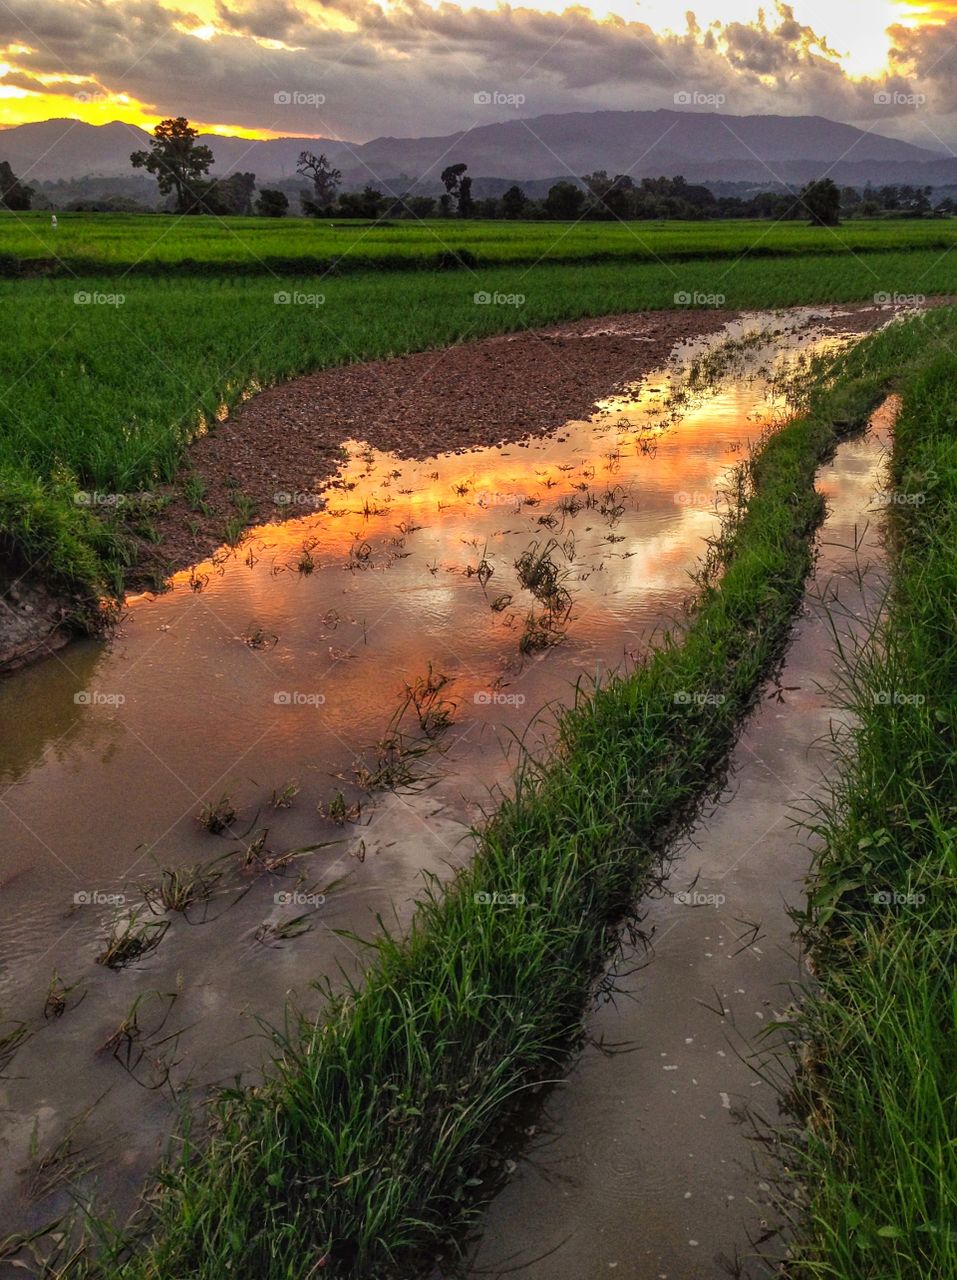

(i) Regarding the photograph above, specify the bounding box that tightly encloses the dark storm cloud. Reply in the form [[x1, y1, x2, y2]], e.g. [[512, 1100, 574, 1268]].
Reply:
[[0, 0, 941, 141]]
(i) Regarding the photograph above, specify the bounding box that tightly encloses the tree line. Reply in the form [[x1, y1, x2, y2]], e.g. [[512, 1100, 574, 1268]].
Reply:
[[1, 116, 954, 225]]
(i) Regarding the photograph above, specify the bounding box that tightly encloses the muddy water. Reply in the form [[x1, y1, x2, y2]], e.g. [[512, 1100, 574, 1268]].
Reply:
[[0, 310, 861, 1240], [462, 407, 893, 1280]]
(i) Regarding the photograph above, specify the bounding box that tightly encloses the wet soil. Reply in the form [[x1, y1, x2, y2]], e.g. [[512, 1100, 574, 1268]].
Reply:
[[0, 568, 76, 674], [0, 300, 936, 673], [127, 303, 913, 581]]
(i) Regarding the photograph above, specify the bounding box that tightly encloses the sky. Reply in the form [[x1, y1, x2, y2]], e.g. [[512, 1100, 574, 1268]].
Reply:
[[1, 0, 957, 146]]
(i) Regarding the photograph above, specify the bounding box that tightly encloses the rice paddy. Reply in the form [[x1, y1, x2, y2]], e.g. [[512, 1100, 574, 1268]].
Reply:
[[2, 207, 957, 1278]]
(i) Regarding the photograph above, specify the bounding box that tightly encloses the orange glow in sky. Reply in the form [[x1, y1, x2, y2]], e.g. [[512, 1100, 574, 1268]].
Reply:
[[0, 0, 946, 137]]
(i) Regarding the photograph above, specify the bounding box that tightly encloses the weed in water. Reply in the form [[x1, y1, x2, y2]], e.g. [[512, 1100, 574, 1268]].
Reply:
[[399, 664, 456, 739], [270, 780, 300, 809], [43, 970, 85, 1020], [321, 789, 361, 825], [196, 792, 238, 833], [96, 911, 169, 969], [143, 857, 226, 915]]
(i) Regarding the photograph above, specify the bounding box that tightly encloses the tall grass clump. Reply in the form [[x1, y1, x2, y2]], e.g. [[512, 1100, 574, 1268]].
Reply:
[[785, 307, 957, 1279]]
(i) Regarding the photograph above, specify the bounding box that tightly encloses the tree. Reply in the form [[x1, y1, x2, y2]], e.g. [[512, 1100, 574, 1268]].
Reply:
[[0, 161, 33, 210], [214, 171, 256, 215], [458, 174, 473, 218], [130, 118, 214, 214], [256, 188, 289, 217], [297, 151, 341, 213], [544, 181, 585, 220], [800, 178, 841, 227], [582, 170, 635, 219], [337, 185, 385, 219], [501, 185, 528, 219], [405, 194, 436, 218], [440, 163, 472, 216]]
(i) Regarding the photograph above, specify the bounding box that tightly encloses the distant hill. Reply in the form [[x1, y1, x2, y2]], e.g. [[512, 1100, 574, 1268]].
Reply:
[[0, 110, 951, 191]]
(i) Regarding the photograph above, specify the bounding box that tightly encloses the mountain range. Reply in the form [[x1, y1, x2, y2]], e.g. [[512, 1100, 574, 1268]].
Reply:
[[1, 110, 954, 190]]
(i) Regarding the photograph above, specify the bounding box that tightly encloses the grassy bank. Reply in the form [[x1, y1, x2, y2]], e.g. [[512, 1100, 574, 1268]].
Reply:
[[788, 308, 957, 1278], [36, 334, 890, 1279], [1, 248, 953, 604]]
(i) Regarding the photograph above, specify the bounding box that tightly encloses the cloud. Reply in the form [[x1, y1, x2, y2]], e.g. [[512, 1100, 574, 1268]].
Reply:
[[0, 0, 945, 144]]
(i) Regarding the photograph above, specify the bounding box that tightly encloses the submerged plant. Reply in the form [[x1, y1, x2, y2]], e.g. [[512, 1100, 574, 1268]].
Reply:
[[400, 664, 456, 739], [43, 970, 85, 1020], [96, 911, 169, 969], [143, 857, 226, 915], [196, 792, 238, 833], [321, 789, 361, 826], [270, 780, 300, 809]]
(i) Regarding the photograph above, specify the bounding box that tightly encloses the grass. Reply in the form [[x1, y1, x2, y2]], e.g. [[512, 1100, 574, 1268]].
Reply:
[[3, 243, 957, 606], [783, 307, 957, 1279], [28, 320, 897, 1280], [3, 212, 957, 275]]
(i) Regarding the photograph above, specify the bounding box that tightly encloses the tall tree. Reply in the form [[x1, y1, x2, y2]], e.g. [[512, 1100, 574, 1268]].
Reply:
[[800, 178, 841, 227], [441, 163, 473, 216], [297, 151, 342, 213], [130, 118, 214, 213], [0, 161, 33, 211], [544, 181, 585, 220], [256, 189, 289, 217], [214, 171, 256, 215], [501, 185, 528, 219]]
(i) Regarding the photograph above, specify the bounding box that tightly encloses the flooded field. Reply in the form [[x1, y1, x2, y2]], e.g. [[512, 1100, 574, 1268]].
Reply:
[[0, 309, 870, 1243], [461, 405, 894, 1279]]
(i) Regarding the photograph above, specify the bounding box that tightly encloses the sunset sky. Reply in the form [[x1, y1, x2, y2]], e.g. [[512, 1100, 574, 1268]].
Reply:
[[2, 0, 957, 143]]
